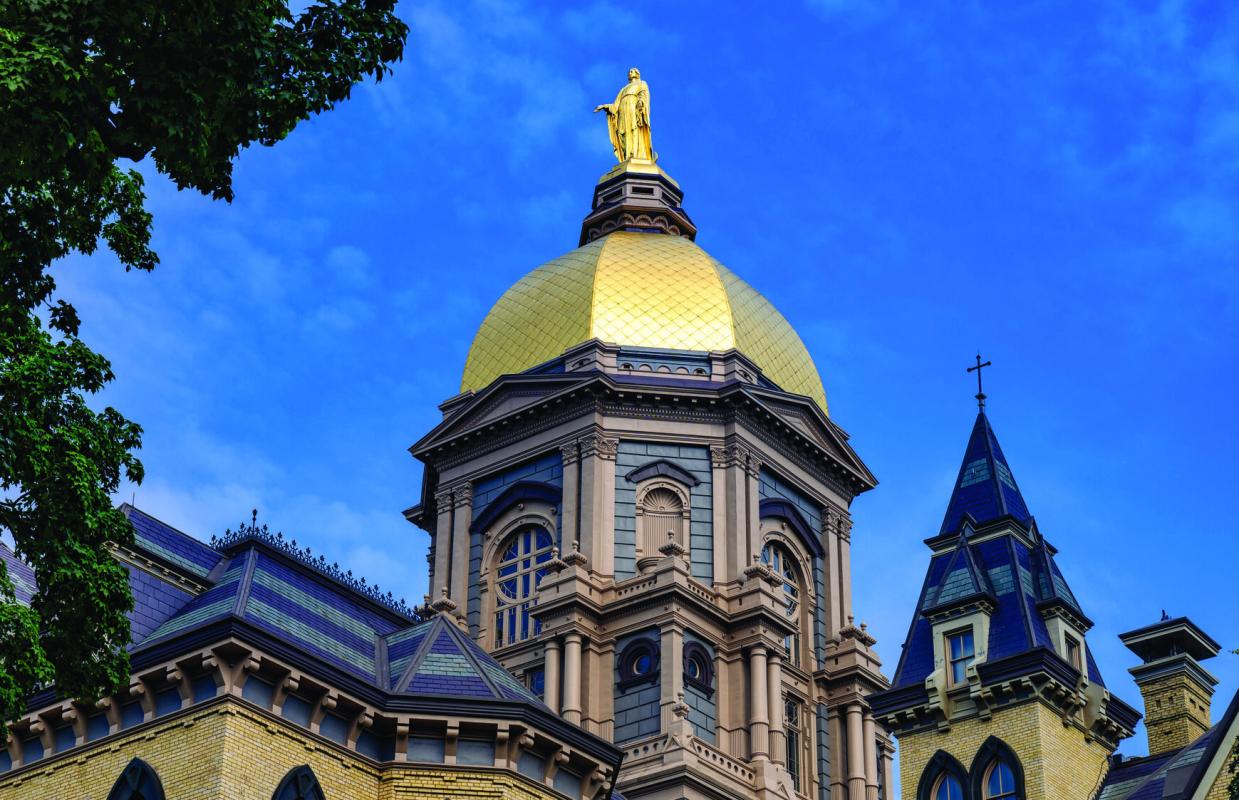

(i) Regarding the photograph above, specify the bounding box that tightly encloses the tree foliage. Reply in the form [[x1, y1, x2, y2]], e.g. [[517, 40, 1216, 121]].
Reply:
[[0, 0, 406, 725]]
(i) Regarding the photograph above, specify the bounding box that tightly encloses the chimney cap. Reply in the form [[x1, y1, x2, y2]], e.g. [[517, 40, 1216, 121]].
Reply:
[[1119, 616, 1221, 663]]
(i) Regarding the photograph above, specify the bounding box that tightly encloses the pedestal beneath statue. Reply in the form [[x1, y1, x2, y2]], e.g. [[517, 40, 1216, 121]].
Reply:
[[579, 159, 697, 245]]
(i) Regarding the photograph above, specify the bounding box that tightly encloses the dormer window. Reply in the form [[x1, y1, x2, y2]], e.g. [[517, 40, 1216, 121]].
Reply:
[[1065, 634, 1082, 671], [947, 629, 976, 685]]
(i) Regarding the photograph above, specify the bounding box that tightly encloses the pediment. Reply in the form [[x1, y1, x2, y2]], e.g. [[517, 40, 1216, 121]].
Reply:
[[411, 373, 591, 455], [743, 390, 874, 485]]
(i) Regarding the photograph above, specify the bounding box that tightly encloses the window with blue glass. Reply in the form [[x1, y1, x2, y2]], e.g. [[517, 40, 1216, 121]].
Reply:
[[970, 738, 1024, 800], [918, 751, 968, 800], [527, 668, 546, 699], [107, 757, 165, 800], [984, 759, 1018, 799], [760, 542, 802, 665], [493, 526, 554, 647], [617, 637, 659, 690], [934, 774, 964, 800]]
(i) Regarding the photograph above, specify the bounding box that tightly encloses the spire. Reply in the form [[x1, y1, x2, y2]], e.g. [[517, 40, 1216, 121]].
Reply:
[[939, 412, 1032, 535]]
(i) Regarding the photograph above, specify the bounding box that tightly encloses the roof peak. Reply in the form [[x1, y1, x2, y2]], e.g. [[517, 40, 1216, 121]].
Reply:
[[939, 411, 1032, 535]]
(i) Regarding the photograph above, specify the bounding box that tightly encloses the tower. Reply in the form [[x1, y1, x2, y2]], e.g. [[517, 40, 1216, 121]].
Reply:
[[868, 410, 1139, 800], [406, 80, 891, 800], [1120, 616, 1221, 756]]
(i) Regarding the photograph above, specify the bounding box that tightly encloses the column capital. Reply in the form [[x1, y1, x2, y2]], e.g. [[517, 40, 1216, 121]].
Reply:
[[433, 486, 454, 508], [559, 441, 581, 466], [578, 433, 618, 461], [450, 483, 473, 508]]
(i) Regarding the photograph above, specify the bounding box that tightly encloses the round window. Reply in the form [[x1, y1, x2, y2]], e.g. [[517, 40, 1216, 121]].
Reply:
[[634, 653, 653, 675]]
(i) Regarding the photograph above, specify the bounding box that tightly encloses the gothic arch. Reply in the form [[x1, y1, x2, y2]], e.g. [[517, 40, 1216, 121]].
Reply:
[[969, 737, 1024, 800], [272, 765, 326, 800], [107, 758, 165, 800], [917, 750, 969, 800]]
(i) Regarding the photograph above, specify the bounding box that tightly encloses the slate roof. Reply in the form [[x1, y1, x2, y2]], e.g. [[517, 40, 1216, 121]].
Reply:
[[121, 503, 223, 578], [390, 616, 546, 706], [890, 413, 1106, 690], [1096, 686, 1239, 800], [939, 412, 1032, 535], [13, 505, 553, 716]]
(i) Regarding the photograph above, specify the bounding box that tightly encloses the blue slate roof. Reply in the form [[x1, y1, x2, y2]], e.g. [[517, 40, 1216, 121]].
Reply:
[[939, 412, 1032, 535], [121, 503, 224, 578], [11, 505, 551, 718], [0, 543, 36, 605], [1099, 727, 1218, 800], [391, 616, 546, 706], [890, 413, 1104, 690]]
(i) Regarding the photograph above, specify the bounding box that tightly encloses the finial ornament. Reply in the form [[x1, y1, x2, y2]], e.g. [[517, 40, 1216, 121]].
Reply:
[[594, 68, 655, 163], [968, 353, 992, 411]]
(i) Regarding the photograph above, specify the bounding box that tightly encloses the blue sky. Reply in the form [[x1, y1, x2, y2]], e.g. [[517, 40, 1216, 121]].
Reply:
[[58, 0, 1237, 756]]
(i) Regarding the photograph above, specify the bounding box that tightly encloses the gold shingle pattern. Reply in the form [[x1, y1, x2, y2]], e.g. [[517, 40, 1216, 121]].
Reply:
[[460, 232, 828, 413]]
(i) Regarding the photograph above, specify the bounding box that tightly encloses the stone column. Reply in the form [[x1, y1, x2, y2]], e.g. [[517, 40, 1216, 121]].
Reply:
[[837, 515, 854, 632], [710, 446, 728, 584], [829, 709, 846, 800], [449, 484, 473, 612], [846, 704, 866, 800], [748, 645, 770, 760], [432, 487, 453, 599], [722, 444, 751, 580], [578, 434, 617, 576], [863, 709, 879, 800], [881, 737, 896, 800], [660, 626, 683, 733], [544, 638, 562, 714], [563, 632, 583, 725], [823, 507, 844, 635], [767, 649, 785, 766], [559, 442, 580, 550]]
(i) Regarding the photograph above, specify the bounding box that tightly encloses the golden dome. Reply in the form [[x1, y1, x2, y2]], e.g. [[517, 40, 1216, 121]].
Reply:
[[461, 232, 829, 413]]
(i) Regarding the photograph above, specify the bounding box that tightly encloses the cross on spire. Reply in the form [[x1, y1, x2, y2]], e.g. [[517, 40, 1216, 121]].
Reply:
[[967, 353, 992, 411]]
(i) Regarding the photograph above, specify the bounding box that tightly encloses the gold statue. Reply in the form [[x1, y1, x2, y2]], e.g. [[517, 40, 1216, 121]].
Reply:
[[594, 68, 655, 163]]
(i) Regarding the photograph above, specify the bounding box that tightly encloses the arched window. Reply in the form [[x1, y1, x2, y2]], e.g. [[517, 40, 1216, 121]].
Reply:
[[107, 758, 165, 800], [760, 541, 802, 665], [983, 760, 1017, 799], [683, 642, 714, 695], [933, 774, 965, 800], [970, 737, 1024, 800], [272, 765, 325, 800], [493, 525, 554, 646], [917, 751, 969, 800]]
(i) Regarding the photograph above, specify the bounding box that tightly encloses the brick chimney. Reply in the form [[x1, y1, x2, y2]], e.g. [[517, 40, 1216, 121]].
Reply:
[[1120, 615, 1220, 756]]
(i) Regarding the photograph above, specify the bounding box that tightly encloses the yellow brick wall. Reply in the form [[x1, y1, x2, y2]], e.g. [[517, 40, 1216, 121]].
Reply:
[[1139, 674, 1213, 756], [0, 698, 565, 800], [896, 702, 1112, 800], [1203, 736, 1238, 800]]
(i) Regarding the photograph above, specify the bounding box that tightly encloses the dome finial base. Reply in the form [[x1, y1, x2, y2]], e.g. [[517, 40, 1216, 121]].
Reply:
[[580, 161, 696, 245]]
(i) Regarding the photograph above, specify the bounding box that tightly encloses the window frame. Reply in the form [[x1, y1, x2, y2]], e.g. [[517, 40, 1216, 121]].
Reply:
[[491, 524, 556, 648], [617, 637, 661, 691], [946, 627, 976, 687], [1064, 634, 1082, 672], [760, 539, 805, 667], [683, 641, 715, 696], [968, 736, 1025, 800], [785, 696, 802, 792]]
